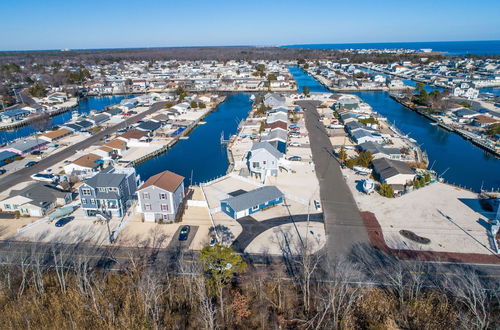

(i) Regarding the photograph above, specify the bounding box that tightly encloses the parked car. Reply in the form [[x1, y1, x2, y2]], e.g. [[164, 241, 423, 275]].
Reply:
[[25, 161, 38, 167], [289, 133, 301, 138], [55, 216, 74, 227], [289, 141, 301, 147], [314, 200, 321, 211], [0, 169, 6, 175], [179, 225, 191, 241], [288, 156, 302, 161], [31, 150, 42, 156]]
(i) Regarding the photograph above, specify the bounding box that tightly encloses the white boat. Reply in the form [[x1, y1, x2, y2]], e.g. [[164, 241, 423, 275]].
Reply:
[[362, 179, 376, 194], [353, 166, 372, 175], [250, 94, 256, 101]]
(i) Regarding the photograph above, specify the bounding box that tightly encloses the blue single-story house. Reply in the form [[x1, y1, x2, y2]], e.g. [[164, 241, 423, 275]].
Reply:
[[221, 186, 284, 219], [0, 150, 18, 166]]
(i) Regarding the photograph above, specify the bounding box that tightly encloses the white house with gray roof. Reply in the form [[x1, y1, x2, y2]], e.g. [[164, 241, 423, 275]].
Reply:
[[247, 142, 284, 180]]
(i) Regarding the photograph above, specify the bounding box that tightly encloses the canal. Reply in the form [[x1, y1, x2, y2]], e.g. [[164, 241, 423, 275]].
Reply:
[[289, 66, 500, 192], [135, 93, 252, 185], [0, 95, 133, 144]]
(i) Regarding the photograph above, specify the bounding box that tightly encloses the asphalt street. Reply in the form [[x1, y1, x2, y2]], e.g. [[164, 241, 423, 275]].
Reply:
[[300, 100, 371, 259]]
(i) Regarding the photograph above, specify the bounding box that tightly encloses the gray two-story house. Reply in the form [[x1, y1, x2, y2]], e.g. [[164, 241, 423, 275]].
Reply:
[[137, 170, 185, 223], [78, 167, 139, 218]]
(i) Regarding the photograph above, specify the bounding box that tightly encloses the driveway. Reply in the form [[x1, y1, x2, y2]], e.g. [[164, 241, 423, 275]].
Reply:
[[231, 213, 323, 252]]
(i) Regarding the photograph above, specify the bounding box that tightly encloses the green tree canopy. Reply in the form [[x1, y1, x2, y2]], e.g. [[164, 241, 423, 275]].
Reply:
[[199, 245, 246, 291]]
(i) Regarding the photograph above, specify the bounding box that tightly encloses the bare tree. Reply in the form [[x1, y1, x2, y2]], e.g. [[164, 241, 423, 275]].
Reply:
[[314, 258, 365, 329], [194, 275, 217, 330], [446, 268, 494, 330]]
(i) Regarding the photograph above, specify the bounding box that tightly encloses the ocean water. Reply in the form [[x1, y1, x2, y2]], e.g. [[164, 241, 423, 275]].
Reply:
[[283, 40, 500, 56]]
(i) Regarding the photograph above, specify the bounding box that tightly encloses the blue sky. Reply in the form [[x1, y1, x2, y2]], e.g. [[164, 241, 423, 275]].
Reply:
[[1, 0, 499, 51]]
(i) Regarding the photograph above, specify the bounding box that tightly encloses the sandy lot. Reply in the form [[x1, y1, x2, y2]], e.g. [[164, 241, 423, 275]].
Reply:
[[245, 222, 325, 255], [345, 169, 496, 255]]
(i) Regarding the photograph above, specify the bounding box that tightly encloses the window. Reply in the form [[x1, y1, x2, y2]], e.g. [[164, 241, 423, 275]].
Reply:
[[13, 204, 18, 210], [252, 162, 260, 168], [90, 199, 95, 204], [81, 198, 87, 204], [144, 204, 152, 211], [161, 204, 168, 211], [4, 204, 10, 210], [81, 188, 92, 196], [263, 161, 267, 165], [159, 193, 167, 200], [142, 192, 150, 199], [98, 187, 106, 192], [251, 205, 259, 211]]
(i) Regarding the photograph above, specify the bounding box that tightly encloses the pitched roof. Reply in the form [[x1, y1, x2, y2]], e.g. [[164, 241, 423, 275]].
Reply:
[[85, 172, 126, 188], [40, 128, 71, 140], [266, 121, 288, 131], [72, 153, 101, 169], [139, 170, 184, 192], [136, 121, 162, 132], [9, 182, 69, 208], [251, 141, 284, 159], [120, 129, 148, 140], [372, 158, 414, 180], [104, 139, 127, 149], [222, 186, 283, 213]]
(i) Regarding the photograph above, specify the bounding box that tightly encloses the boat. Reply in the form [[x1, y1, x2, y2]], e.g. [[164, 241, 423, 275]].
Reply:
[[250, 94, 256, 101], [362, 179, 376, 194], [353, 166, 372, 175], [430, 122, 438, 126]]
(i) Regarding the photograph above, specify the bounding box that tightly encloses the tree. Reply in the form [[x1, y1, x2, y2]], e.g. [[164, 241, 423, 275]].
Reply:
[[303, 86, 310, 96], [199, 245, 246, 320], [190, 100, 198, 108], [338, 147, 348, 164], [378, 183, 394, 198], [28, 82, 47, 97], [198, 102, 206, 109], [255, 64, 265, 72], [267, 73, 277, 81], [486, 123, 500, 136], [356, 151, 373, 168]]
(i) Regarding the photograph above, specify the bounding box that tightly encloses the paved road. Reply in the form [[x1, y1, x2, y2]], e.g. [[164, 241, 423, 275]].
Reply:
[[0, 101, 167, 192], [299, 100, 370, 259]]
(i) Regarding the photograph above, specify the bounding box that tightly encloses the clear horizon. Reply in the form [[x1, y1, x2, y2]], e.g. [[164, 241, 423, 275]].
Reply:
[[1, 0, 499, 51]]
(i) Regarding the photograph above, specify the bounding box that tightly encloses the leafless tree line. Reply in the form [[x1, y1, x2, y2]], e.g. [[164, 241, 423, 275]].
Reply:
[[0, 236, 497, 329]]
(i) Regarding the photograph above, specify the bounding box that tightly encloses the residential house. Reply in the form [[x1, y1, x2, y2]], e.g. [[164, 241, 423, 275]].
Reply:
[[221, 186, 284, 219], [0, 151, 18, 166], [372, 158, 416, 186], [1, 182, 72, 217], [78, 167, 138, 218], [358, 141, 405, 160], [136, 120, 162, 133], [0, 139, 48, 156], [1, 109, 31, 123], [247, 142, 284, 179], [263, 93, 286, 108], [137, 170, 185, 223], [39, 128, 72, 143], [63, 153, 102, 179], [261, 130, 288, 154]]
